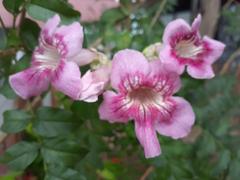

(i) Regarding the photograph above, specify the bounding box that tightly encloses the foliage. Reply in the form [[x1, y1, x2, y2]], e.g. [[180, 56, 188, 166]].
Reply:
[[0, 0, 239, 179]]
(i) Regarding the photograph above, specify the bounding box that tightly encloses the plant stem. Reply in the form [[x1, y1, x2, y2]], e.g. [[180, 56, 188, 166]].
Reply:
[[0, 16, 7, 31], [12, 15, 17, 28], [220, 47, 240, 75], [140, 166, 154, 180], [150, 0, 167, 28], [0, 46, 24, 58]]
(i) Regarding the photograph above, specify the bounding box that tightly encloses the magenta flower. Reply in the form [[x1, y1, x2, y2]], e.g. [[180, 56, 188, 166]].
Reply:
[[98, 49, 195, 158], [9, 15, 86, 100], [160, 14, 225, 79]]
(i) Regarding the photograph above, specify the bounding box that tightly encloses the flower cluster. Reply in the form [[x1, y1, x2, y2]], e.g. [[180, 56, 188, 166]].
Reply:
[[9, 14, 225, 158]]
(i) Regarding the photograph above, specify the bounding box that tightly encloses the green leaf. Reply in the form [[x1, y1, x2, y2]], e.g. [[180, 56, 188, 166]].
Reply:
[[20, 18, 40, 51], [45, 164, 86, 180], [0, 171, 22, 180], [197, 131, 216, 158], [26, 0, 80, 24], [33, 107, 80, 137], [0, 79, 17, 99], [7, 29, 21, 47], [101, 8, 125, 24], [2, 0, 24, 15], [11, 53, 31, 73], [0, 29, 7, 50], [71, 101, 99, 120], [41, 137, 89, 167], [212, 149, 231, 176], [228, 159, 240, 180], [1, 109, 32, 133], [0, 141, 39, 171]]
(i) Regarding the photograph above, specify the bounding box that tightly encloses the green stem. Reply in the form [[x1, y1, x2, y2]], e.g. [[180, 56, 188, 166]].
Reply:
[[150, 0, 167, 28], [0, 15, 7, 31]]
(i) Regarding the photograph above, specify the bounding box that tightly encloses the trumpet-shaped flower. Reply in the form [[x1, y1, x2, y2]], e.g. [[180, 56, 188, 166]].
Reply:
[[98, 49, 195, 158], [160, 14, 225, 79], [9, 15, 90, 100]]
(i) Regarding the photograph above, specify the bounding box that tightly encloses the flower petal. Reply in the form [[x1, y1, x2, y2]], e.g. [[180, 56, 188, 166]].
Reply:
[[135, 121, 161, 158], [51, 61, 81, 100], [9, 68, 50, 99], [203, 36, 226, 64], [159, 45, 185, 74], [69, 48, 97, 66], [155, 96, 195, 139], [98, 91, 130, 123], [163, 19, 191, 44], [191, 14, 201, 32], [187, 62, 215, 79], [111, 49, 150, 90], [41, 14, 60, 40], [149, 60, 181, 94], [54, 22, 84, 57], [79, 70, 105, 102]]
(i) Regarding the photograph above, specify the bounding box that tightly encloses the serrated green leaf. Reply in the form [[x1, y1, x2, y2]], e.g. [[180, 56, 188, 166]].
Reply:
[[33, 107, 80, 137], [0, 141, 39, 171], [1, 109, 32, 133], [41, 137, 89, 167], [26, 0, 80, 24], [44, 164, 86, 180]]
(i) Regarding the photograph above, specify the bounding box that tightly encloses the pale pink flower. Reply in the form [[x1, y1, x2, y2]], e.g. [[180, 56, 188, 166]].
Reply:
[[9, 15, 86, 100], [69, 0, 119, 22], [76, 49, 111, 102], [79, 64, 111, 102], [160, 14, 225, 79], [0, 0, 119, 27], [98, 49, 195, 158]]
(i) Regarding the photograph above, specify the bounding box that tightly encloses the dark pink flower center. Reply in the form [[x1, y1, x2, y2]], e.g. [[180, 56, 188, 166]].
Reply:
[[116, 73, 176, 122]]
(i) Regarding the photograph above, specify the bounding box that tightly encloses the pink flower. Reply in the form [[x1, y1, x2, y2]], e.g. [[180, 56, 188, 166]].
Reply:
[[98, 49, 195, 158], [68, 0, 119, 22], [79, 64, 111, 102], [9, 15, 85, 100], [160, 14, 225, 79]]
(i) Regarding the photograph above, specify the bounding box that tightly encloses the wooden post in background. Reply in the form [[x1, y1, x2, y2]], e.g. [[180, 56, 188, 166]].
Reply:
[[200, 0, 221, 37]]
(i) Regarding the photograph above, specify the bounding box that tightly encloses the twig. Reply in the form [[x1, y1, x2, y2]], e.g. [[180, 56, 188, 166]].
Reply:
[[150, 0, 167, 28], [17, 8, 26, 35], [140, 166, 154, 180], [90, 37, 103, 48], [223, 0, 235, 10], [12, 15, 17, 28], [0, 16, 7, 31], [51, 87, 57, 107], [0, 46, 24, 58], [220, 47, 240, 75]]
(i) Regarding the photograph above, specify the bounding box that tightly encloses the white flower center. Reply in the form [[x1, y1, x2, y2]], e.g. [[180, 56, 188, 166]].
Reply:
[[34, 44, 60, 71], [175, 37, 203, 59]]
